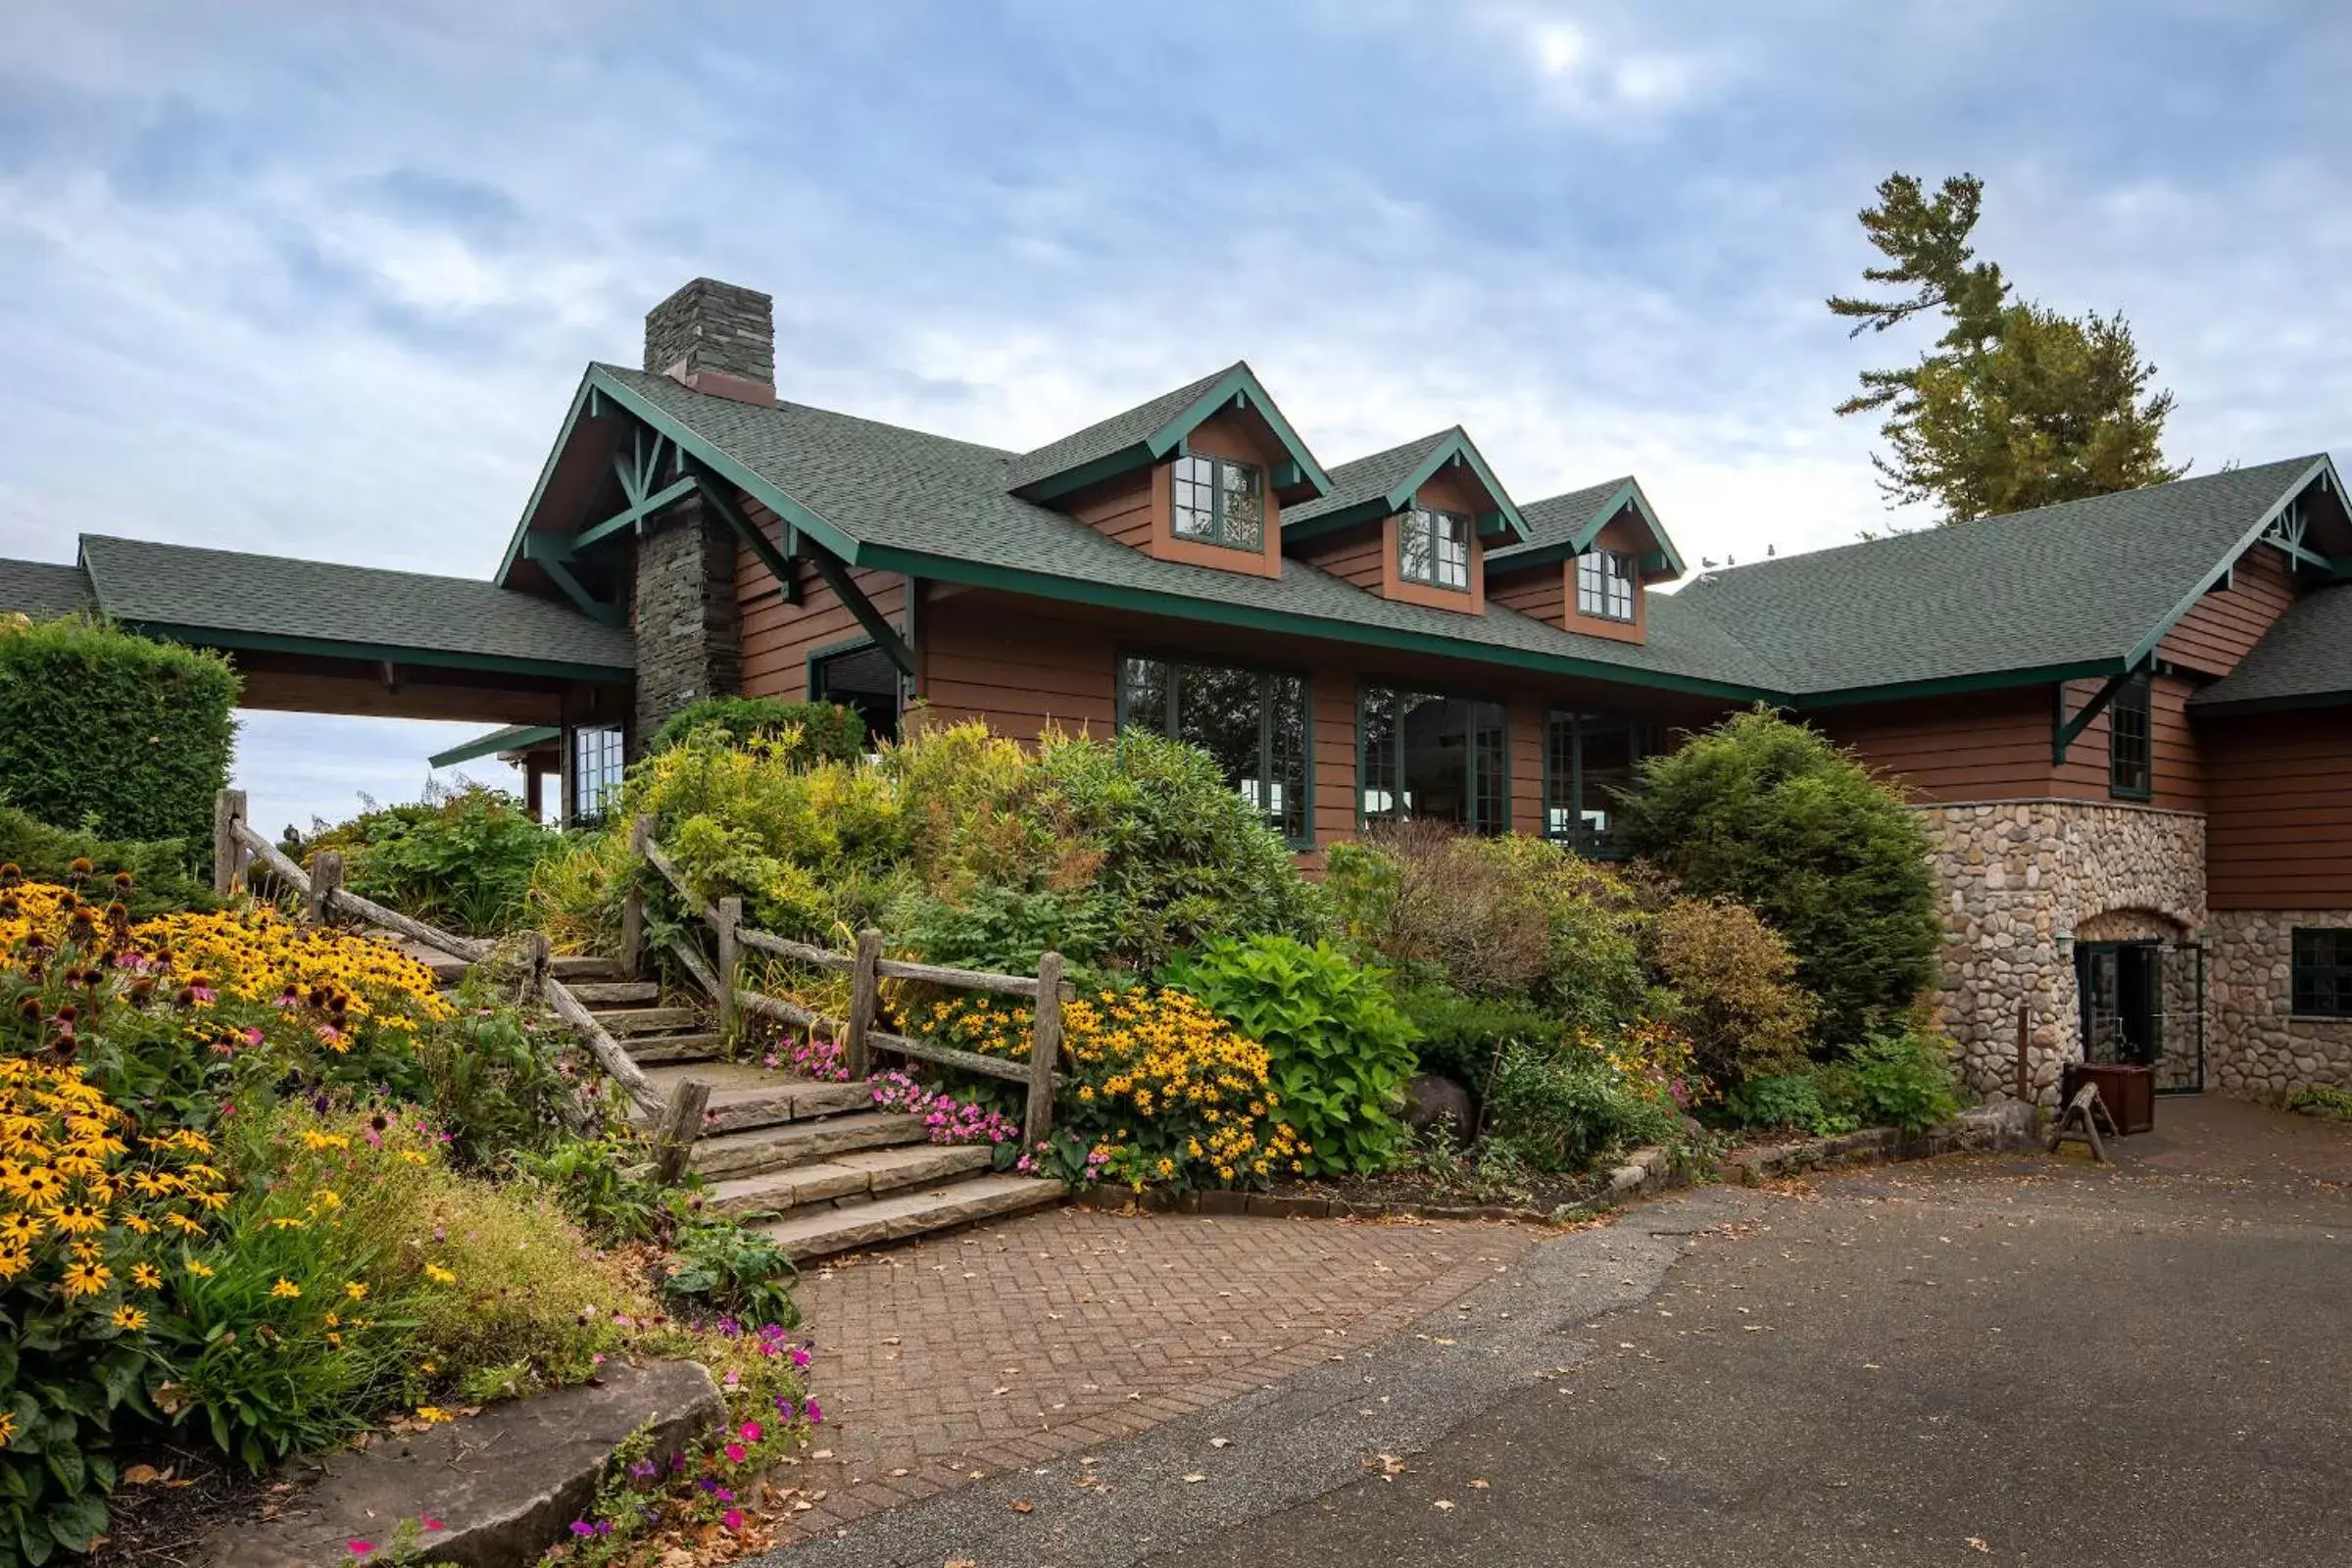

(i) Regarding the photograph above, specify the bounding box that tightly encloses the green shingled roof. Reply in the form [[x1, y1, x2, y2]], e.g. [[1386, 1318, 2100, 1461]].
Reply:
[[77, 535, 635, 677], [587, 364, 1778, 699], [2189, 584, 2352, 713], [1676, 457, 2332, 701], [1284, 427, 1529, 541], [1000, 361, 1333, 501], [1004, 365, 1235, 493], [0, 559, 94, 618]]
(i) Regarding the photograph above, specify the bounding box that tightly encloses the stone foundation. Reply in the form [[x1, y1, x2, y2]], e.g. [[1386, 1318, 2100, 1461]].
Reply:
[[2206, 909, 2352, 1098], [1922, 800, 2204, 1103]]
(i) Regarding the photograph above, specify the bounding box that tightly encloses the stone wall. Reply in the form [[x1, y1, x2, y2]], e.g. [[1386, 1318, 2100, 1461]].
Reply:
[[644, 277, 775, 386], [630, 499, 742, 747], [2206, 909, 2352, 1098], [1922, 799, 2204, 1102]]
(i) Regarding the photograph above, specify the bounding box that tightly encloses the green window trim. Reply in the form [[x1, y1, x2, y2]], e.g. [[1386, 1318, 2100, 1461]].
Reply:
[[1542, 710, 1664, 858], [1171, 454, 1267, 554], [1398, 507, 1472, 591], [1354, 684, 1509, 836], [569, 722, 625, 826], [2109, 672, 2153, 801], [2291, 928, 2352, 1018], [1116, 653, 1313, 849]]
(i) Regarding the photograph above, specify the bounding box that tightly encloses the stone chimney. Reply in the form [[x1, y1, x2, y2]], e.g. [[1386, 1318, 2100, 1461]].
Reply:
[[630, 278, 758, 748], [643, 277, 776, 406]]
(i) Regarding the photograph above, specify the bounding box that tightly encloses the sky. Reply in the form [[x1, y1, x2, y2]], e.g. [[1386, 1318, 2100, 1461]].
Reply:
[[4, 1, 2350, 832]]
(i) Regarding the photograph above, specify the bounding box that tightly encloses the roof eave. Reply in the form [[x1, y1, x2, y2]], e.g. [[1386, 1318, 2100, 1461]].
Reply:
[[120, 620, 634, 683], [1386, 430, 1529, 543], [1788, 658, 2126, 710], [2125, 456, 2342, 669], [1151, 366, 1333, 501], [428, 724, 564, 768]]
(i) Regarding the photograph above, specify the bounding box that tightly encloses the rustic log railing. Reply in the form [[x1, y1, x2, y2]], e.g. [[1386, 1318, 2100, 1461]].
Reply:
[[211, 789, 662, 1116], [627, 814, 1070, 1146]]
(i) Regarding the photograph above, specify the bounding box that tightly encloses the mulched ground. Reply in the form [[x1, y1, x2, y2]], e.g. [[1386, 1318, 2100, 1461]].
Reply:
[[87, 1439, 271, 1568]]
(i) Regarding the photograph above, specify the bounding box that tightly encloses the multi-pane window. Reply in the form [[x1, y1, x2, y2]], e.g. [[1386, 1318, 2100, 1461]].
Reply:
[[1543, 712, 1658, 857], [810, 640, 901, 747], [2292, 929, 2352, 1018], [1357, 686, 1507, 835], [1119, 656, 1308, 846], [571, 723, 624, 823], [2109, 674, 2152, 800], [1398, 508, 1472, 591], [1171, 455, 1265, 553], [1576, 550, 1637, 621]]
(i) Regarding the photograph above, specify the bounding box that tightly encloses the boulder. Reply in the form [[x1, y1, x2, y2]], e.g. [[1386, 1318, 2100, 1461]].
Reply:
[[1403, 1073, 1476, 1137], [209, 1360, 723, 1568]]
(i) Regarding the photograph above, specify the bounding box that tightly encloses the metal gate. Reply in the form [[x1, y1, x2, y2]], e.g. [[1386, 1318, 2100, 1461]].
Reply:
[[2078, 939, 2204, 1093]]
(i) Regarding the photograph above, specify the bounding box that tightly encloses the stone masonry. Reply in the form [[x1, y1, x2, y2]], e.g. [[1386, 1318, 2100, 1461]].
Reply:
[[2207, 909, 2352, 1099], [1922, 800, 2204, 1103], [644, 277, 777, 387]]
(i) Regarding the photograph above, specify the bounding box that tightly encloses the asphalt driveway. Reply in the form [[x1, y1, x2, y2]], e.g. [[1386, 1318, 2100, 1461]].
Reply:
[[763, 1100, 2352, 1567]]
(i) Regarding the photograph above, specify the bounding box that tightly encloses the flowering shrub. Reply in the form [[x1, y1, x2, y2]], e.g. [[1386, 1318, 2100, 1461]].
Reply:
[[0, 1056, 228, 1560], [920, 988, 1307, 1191], [1484, 1024, 1698, 1174], [868, 1069, 1021, 1149]]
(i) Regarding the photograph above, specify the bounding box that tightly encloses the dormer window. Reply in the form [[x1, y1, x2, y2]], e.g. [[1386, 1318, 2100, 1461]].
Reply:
[[1576, 549, 1636, 621], [1399, 508, 1472, 591], [1172, 454, 1264, 552]]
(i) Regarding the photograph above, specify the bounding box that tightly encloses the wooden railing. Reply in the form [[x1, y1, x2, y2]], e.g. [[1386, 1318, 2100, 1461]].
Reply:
[[627, 814, 1069, 1147], [209, 789, 662, 1115]]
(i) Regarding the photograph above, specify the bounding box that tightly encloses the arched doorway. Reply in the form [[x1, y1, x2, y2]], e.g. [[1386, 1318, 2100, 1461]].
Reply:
[[2074, 909, 2203, 1093]]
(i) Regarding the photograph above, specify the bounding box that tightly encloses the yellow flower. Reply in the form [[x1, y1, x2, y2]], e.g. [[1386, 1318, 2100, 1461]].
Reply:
[[0, 1210, 41, 1246], [269, 1278, 301, 1299], [415, 1405, 453, 1425], [267, 1216, 307, 1230], [0, 1244, 28, 1282], [344, 1281, 368, 1300], [0, 1410, 14, 1448], [62, 1260, 111, 1298], [110, 1304, 149, 1332], [423, 1263, 457, 1286], [398, 1150, 427, 1166], [50, 1201, 109, 1237], [129, 1260, 164, 1290], [185, 1257, 216, 1279]]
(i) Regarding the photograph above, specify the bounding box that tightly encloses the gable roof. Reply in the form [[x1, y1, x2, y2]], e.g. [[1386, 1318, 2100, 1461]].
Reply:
[[583, 364, 1780, 699], [1490, 475, 1688, 580], [1002, 362, 1333, 502], [76, 535, 635, 678], [1676, 456, 2335, 703], [2189, 583, 2352, 714], [1284, 427, 1529, 542], [0, 558, 94, 619]]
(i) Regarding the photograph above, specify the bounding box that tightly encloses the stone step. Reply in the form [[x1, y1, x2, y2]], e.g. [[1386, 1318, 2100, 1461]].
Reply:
[[750, 1174, 1068, 1262], [639, 1063, 872, 1133], [689, 1111, 927, 1182], [566, 980, 662, 1005], [625, 1032, 723, 1066], [705, 1143, 995, 1217], [426, 954, 627, 985], [593, 1006, 703, 1037]]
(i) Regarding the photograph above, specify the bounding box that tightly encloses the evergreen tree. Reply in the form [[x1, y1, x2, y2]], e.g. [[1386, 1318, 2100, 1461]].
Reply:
[[1830, 172, 2183, 522]]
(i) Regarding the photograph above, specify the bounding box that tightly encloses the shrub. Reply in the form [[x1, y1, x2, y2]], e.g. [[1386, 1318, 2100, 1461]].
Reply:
[[416, 1004, 601, 1170], [1832, 1028, 1963, 1133], [1036, 729, 1332, 974], [1618, 708, 1941, 1047], [646, 696, 866, 763], [1160, 935, 1418, 1176], [0, 806, 216, 918], [898, 883, 1110, 981], [305, 785, 559, 935], [0, 616, 238, 856], [2286, 1083, 2352, 1121], [1328, 826, 1650, 1031], [918, 986, 1309, 1190], [1645, 896, 1819, 1091], [1724, 1073, 1857, 1137], [1392, 985, 1564, 1093], [1484, 1036, 1688, 1174], [661, 1219, 800, 1330]]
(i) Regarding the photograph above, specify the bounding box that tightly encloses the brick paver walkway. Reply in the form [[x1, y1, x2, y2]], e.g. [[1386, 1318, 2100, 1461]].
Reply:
[[776, 1205, 1541, 1542]]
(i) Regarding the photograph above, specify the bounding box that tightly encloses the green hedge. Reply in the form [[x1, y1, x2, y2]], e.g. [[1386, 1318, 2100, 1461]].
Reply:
[[0, 617, 239, 852], [645, 696, 865, 762], [0, 805, 219, 917]]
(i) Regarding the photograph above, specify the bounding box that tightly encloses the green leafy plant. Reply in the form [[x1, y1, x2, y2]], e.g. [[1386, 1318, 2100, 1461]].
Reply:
[[2285, 1083, 2352, 1122], [1833, 1028, 1963, 1134], [662, 1219, 800, 1330], [515, 1134, 672, 1246], [646, 696, 866, 762], [1619, 708, 1941, 1047], [0, 615, 238, 856], [1484, 1040, 1686, 1174], [305, 784, 559, 935], [1161, 934, 1418, 1176], [1645, 895, 1819, 1091], [1724, 1073, 1858, 1137], [1393, 985, 1564, 1094]]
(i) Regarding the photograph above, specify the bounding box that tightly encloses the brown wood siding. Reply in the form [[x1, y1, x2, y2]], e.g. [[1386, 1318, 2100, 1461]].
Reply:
[[1062, 468, 1154, 550], [2206, 709, 2352, 907], [733, 493, 906, 701], [2160, 545, 2298, 678], [919, 598, 1117, 741], [2047, 673, 2202, 811], [1557, 514, 1650, 645], [1811, 687, 2059, 803], [1489, 562, 1564, 620], [1293, 525, 1385, 592]]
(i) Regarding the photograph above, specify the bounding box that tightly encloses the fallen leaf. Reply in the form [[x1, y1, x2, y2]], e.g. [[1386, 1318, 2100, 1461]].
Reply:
[[1009, 1498, 1034, 1513], [1182, 1473, 1207, 1484], [811, 1448, 834, 1460], [889, 1467, 909, 1478], [1209, 1438, 1231, 1448], [1433, 1499, 1455, 1512], [1967, 1539, 1990, 1553], [1469, 1479, 1491, 1490], [122, 1464, 169, 1486]]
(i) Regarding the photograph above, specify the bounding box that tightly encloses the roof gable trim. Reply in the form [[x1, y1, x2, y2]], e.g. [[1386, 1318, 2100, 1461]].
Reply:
[[2126, 456, 2340, 669], [1488, 478, 1688, 579], [1019, 366, 1333, 504]]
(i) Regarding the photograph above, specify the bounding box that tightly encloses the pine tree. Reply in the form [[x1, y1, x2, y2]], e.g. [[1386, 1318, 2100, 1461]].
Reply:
[[1830, 172, 2183, 522]]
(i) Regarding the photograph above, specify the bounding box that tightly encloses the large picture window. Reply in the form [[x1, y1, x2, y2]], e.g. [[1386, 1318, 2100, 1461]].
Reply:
[[1398, 508, 1472, 591], [1171, 455, 1265, 553], [1576, 550, 1637, 621], [1119, 656, 1308, 845], [571, 723, 624, 824], [809, 639, 901, 746], [1544, 711, 1659, 857], [2110, 674, 2152, 800], [1356, 687, 1507, 835], [2291, 929, 2352, 1018]]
